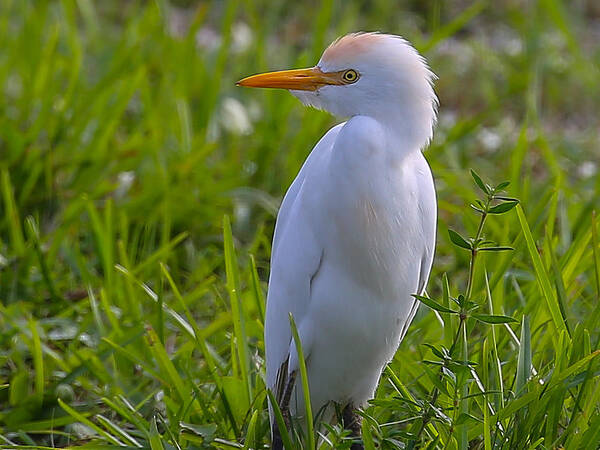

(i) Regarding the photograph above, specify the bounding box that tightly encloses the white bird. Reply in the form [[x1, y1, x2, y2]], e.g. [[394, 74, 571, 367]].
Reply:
[[238, 32, 438, 449]]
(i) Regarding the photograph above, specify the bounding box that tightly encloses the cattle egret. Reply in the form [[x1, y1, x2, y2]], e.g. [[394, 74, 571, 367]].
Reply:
[[238, 32, 438, 449]]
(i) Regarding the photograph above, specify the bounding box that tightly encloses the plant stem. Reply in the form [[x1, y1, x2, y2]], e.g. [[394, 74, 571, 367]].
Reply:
[[465, 195, 491, 300], [410, 191, 494, 448], [409, 316, 466, 448]]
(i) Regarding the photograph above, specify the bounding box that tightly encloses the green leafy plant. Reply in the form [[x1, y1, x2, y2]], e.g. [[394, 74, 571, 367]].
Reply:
[[377, 172, 600, 449], [408, 171, 520, 449]]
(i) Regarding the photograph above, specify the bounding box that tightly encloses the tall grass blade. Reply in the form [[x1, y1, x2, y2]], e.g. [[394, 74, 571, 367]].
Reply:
[[58, 399, 123, 446], [243, 409, 259, 450], [249, 254, 266, 325], [288, 313, 315, 450], [515, 316, 532, 395], [1, 168, 25, 254], [223, 215, 252, 405], [28, 320, 44, 408], [516, 205, 567, 334], [361, 418, 376, 450], [144, 326, 190, 407], [592, 211, 600, 298], [149, 416, 165, 450], [266, 390, 294, 450]]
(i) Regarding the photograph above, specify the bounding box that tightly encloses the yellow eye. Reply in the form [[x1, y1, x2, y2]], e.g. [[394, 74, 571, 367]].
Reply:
[[342, 69, 359, 83]]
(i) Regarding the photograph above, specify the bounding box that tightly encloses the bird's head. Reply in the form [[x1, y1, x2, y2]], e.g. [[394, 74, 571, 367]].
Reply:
[[238, 32, 438, 149]]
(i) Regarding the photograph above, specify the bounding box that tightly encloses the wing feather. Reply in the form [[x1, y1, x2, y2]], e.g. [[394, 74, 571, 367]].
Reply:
[[265, 124, 343, 414], [399, 163, 437, 341]]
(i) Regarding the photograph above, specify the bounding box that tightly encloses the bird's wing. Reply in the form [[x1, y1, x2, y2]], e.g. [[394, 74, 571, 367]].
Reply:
[[271, 123, 344, 256], [417, 160, 437, 296], [265, 123, 343, 402], [399, 161, 437, 341]]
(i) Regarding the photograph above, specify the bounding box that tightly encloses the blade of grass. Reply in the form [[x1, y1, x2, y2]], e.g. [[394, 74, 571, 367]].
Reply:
[[25, 216, 59, 301], [419, 1, 486, 52], [100, 396, 150, 434], [457, 323, 469, 450], [243, 409, 259, 450], [288, 313, 314, 450], [144, 326, 190, 407], [385, 366, 440, 441], [592, 211, 600, 298], [516, 204, 568, 334], [482, 338, 491, 450], [515, 316, 532, 395], [484, 270, 504, 409], [1, 168, 25, 254], [149, 416, 165, 450], [546, 230, 571, 335], [249, 254, 265, 325], [223, 215, 252, 405], [58, 398, 124, 446], [28, 319, 44, 408], [95, 414, 143, 447], [267, 389, 294, 450], [361, 418, 376, 450]]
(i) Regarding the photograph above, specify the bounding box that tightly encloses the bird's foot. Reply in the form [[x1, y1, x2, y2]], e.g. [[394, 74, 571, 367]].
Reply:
[[271, 371, 297, 450], [342, 404, 364, 450]]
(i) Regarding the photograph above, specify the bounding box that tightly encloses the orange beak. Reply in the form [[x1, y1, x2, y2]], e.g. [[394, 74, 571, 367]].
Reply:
[[237, 67, 344, 91]]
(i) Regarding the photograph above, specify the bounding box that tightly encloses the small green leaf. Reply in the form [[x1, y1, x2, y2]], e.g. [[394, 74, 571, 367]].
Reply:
[[470, 204, 485, 214], [423, 364, 451, 396], [495, 181, 510, 190], [471, 169, 490, 194], [495, 196, 519, 202], [479, 246, 514, 252], [488, 201, 519, 214], [472, 314, 518, 324], [423, 343, 447, 360], [179, 422, 217, 442], [455, 412, 482, 426], [448, 229, 472, 250], [413, 294, 457, 314]]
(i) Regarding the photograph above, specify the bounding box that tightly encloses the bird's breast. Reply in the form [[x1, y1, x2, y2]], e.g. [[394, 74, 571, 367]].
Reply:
[[321, 165, 425, 298]]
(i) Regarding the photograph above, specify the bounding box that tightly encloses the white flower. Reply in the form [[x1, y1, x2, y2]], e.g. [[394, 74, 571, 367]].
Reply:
[[477, 128, 502, 152], [232, 22, 253, 53], [115, 171, 135, 199], [577, 161, 597, 179], [220, 97, 252, 135]]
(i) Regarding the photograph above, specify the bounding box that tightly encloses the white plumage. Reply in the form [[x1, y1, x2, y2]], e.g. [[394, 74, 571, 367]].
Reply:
[[238, 32, 438, 442]]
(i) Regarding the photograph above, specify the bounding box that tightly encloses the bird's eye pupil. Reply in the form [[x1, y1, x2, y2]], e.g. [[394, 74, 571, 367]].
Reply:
[[343, 70, 358, 83]]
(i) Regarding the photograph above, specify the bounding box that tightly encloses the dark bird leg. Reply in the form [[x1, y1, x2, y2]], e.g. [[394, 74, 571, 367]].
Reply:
[[343, 404, 364, 450], [272, 371, 297, 450]]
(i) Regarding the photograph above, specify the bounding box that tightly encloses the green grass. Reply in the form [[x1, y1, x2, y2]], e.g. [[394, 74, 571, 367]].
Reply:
[[1, 0, 599, 448]]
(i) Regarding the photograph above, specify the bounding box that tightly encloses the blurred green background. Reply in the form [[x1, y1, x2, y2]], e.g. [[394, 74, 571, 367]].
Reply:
[[1, 0, 599, 448]]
